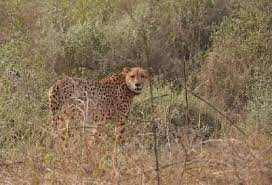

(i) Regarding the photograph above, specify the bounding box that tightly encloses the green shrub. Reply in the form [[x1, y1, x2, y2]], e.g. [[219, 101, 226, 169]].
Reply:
[[248, 63, 272, 124], [0, 29, 52, 149], [63, 22, 109, 72], [39, 0, 232, 79], [197, 0, 272, 120]]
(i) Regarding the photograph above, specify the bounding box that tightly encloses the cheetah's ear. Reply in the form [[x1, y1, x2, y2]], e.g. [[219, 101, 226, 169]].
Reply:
[[122, 67, 130, 74]]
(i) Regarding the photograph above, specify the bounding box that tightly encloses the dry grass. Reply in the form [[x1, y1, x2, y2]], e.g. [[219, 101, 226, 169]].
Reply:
[[1, 83, 271, 185], [0, 127, 271, 185]]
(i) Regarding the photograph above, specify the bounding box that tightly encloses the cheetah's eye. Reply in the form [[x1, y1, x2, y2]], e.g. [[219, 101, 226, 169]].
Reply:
[[130, 75, 135, 78], [140, 75, 145, 78]]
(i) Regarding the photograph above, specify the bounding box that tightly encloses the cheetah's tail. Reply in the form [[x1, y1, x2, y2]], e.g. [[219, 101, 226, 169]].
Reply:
[[48, 84, 59, 116]]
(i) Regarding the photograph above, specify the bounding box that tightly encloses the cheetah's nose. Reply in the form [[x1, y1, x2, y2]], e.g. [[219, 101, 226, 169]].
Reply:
[[135, 83, 141, 87]]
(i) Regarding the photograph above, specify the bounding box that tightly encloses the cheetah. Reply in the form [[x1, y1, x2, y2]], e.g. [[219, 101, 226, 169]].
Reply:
[[48, 67, 149, 140]]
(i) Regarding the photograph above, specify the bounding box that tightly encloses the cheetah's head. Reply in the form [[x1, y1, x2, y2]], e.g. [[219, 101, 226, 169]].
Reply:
[[123, 67, 149, 95]]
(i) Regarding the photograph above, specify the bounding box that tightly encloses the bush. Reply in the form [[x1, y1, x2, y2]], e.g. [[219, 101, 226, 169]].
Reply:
[[197, 0, 272, 121], [39, 0, 232, 81], [248, 63, 272, 124]]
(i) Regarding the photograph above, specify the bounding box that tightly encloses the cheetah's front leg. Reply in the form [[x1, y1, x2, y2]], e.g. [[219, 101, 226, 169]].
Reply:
[[115, 121, 126, 143], [115, 106, 130, 143]]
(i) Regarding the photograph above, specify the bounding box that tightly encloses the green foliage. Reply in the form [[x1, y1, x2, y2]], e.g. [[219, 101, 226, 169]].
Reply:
[[0, 5, 53, 148], [198, 0, 272, 122], [248, 64, 272, 123], [63, 22, 109, 69], [39, 0, 231, 77]]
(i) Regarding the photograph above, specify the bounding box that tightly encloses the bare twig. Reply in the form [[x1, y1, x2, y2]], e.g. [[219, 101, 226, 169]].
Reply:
[[183, 87, 247, 136], [0, 161, 25, 167], [119, 139, 243, 182], [144, 24, 161, 185], [179, 140, 189, 180], [183, 59, 189, 126], [133, 94, 169, 109], [146, 43, 161, 185], [120, 159, 202, 183], [124, 2, 161, 184]]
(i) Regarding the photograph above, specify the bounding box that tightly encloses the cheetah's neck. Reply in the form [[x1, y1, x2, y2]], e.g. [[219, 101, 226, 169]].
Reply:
[[101, 73, 136, 97]]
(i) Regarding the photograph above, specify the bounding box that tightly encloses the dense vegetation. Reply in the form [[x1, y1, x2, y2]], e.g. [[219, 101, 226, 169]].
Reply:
[[0, 0, 271, 184]]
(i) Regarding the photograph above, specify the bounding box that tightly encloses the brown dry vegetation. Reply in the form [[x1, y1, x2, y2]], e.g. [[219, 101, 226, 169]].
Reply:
[[0, 0, 271, 184]]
